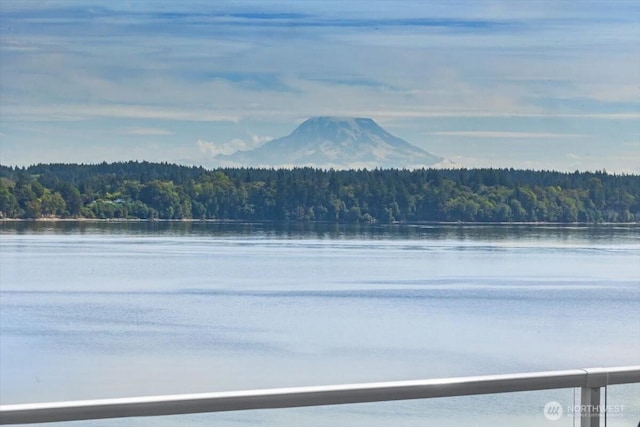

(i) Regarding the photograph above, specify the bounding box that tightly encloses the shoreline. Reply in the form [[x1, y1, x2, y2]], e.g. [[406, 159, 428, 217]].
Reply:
[[0, 218, 637, 226]]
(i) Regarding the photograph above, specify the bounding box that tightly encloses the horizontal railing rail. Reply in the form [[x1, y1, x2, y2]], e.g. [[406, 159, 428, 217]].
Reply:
[[1, 366, 638, 426]]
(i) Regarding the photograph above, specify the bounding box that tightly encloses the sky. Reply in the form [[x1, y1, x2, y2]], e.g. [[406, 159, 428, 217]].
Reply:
[[0, 0, 639, 172]]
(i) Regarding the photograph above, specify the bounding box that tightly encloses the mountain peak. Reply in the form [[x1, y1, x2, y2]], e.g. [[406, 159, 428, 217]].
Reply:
[[301, 116, 376, 125], [298, 116, 382, 131], [292, 116, 386, 142], [212, 116, 447, 169]]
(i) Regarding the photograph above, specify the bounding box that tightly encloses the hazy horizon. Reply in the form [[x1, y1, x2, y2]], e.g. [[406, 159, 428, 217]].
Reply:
[[1, 1, 639, 172]]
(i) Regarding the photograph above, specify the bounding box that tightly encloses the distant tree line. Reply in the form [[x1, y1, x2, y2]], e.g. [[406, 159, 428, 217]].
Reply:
[[0, 162, 638, 223]]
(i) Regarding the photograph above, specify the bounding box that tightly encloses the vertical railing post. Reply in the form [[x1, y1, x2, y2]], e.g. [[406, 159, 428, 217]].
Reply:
[[580, 386, 600, 427], [580, 368, 608, 427]]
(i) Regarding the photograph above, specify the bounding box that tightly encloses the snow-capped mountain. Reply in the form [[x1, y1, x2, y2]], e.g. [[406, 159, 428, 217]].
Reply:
[[213, 117, 446, 169]]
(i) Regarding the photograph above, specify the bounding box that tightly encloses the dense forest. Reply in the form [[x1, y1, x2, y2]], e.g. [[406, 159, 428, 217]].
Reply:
[[0, 162, 638, 223]]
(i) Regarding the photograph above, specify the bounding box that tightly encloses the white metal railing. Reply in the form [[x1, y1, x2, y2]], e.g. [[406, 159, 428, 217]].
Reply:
[[1, 366, 638, 426]]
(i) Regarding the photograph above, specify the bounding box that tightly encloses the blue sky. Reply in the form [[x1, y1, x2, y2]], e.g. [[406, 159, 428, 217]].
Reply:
[[1, 0, 638, 172]]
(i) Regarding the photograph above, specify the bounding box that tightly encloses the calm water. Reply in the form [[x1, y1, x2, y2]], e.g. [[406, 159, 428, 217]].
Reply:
[[1, 222, 639, 426]]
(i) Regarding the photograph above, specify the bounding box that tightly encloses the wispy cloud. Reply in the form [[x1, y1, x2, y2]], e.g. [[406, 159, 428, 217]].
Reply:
[[303, 75, 392, 90], [4, 105, 239, 123], [197, 134, 272, 157], [328, 110, 640, 121], [427, 131, 588, 139], [196, 72, 298, 93], [122, 127, 174, 136]]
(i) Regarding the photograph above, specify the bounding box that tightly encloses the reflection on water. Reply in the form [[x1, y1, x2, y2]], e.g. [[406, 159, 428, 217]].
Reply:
[[2, 220, 639, 242], [0, 222, 638, 426]]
